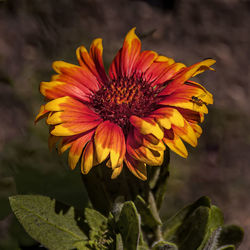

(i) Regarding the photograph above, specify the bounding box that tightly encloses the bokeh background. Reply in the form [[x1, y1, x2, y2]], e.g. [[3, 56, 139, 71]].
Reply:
[[0, 0, 249, 249]]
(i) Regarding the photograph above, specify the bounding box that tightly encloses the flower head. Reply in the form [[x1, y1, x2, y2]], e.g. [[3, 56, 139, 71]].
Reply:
[[35, 28, 215, 180]]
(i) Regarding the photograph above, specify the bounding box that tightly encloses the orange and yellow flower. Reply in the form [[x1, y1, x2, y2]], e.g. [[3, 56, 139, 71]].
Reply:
[[35, 28, 215, 180]]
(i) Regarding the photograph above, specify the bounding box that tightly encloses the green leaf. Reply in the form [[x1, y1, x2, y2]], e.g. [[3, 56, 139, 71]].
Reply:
[[163, 197, 243, 250], [163, 196, 211, 240], [152, 241, 178, 250], [73, 240, 89, 249], [198, 205, 224, 249], [218, 225, 244, 248], [115, 233, 123, 250], [84, 208, 113, 249], [176, 206, 210, 250], [135, 195, 161, 229], [85, 207, 108, 231], [202, 227, 222, 250], [138, 230, 150, 250], [9, 195, 87, 250], [117, 201, 140, 250]]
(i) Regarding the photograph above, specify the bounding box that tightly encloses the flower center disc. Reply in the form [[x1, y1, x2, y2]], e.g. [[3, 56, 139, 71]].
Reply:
[[90, 74, 157, 129]]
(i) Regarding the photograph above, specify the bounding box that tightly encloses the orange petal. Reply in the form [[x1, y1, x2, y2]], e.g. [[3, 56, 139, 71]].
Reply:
[[150, 107, 185, 129], [158, 82, 213, 114], [160, 59, 216, 95], [130, 116, 164, 139], [58, 133, 83, 154], [172, 120, 197, 147], [51, 120, 100, 137], [144, 54, 185, 85], [189, 123, 202, 138], [40, 81, 91, 102], [125, 154, 147, 181], [89, 38, 108, 83], [94, 121, 126, 168], [109, 28, 141, 78], [76, 40, 107, 84], [44, 97, 101, 136], [52, 61, 100, 92], [81, 140, 97, 174], [47, 111, 100, 126], [134, 50, 158, 73], [35, 105, 49, 123], [111, 163, 123, 179], [175, 107, 204, 124], [68, 130, 94, 170], [126, 129, 164, 166], [163, 130, 188, 158], [133, 128, 166, 151]]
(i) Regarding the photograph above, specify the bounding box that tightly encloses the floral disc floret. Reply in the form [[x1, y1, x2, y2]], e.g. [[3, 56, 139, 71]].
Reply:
[[90, 73, 157, 131]]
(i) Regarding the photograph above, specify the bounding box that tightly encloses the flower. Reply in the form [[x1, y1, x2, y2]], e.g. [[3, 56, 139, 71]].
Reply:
[[35, 28, 215, 180]]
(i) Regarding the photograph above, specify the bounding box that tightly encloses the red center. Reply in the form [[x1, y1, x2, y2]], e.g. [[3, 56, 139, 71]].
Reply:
[[90, 74, 158, 130]]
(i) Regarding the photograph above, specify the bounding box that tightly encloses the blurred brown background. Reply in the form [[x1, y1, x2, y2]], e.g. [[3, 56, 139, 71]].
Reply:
[[0, 0, 249, 249]]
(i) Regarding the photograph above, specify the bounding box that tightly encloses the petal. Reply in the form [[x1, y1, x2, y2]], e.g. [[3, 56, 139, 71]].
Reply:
[[130, 116, 164, 140], [150, 107, 185, 129], [40, 81, 91, 102], [68, 130, 94, 170], [126, 129, 164, 166], [158, 82, 213, 114], [190, 123, 202, 138], [111, 163, 123, 179], [134, 50, 158, 73], [144, 54, 185, 86], [94, 121, 126, 168], [163, 130, 188, 158], [35, 105, 49, 123], [160, 59, 216, 95], [58, 138, 72, 154], [133, 128, 166, 151], [175, 107, 204, 123], [45, 96, 100, 116], [89, 38, 108, 83], [125, 153, 147, 181], [44, 96, 72, 111], [186, 81, 213, 104], [59, 132, 87, 154], [52, 61, 100, 92], [44, 97, 102, 136], [109, 27, 141, 78], [51, 121, 99, 137], [172, 120, 197, 147], [76, 39, 108, 84], [81, 140, 97, 174]]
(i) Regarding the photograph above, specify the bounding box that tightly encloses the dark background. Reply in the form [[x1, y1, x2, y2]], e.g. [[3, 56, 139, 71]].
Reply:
[[0, 0, 249, 249]]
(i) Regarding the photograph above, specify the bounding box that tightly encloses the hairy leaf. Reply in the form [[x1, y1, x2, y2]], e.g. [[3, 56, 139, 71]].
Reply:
[[218, 225, 244, 248], [152, 240, 178, 250], [116, 233, 123, 250], [117, 201, 140, 250], [198, 205, 224, 249], [85, 207, 108, 231], [163, 196, 211, 240], [9, 195, 87, 250]]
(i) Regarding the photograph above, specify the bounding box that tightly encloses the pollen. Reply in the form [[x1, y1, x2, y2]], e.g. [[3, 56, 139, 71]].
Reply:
[[90, 73, 157, 129]]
